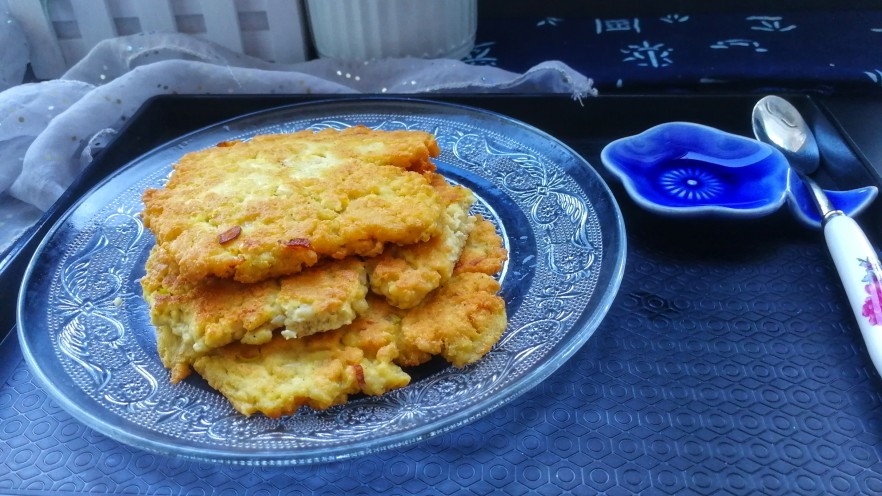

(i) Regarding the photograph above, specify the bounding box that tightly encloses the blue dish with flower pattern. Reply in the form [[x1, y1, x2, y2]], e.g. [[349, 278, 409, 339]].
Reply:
[[601, 122, 877, 228]]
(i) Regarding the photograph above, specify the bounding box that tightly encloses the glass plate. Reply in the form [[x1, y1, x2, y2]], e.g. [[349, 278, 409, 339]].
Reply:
[[17, 98, 626, 465]]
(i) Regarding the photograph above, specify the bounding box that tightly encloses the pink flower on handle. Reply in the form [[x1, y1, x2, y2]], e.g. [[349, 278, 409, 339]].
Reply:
[[860, 258, 882, 326]]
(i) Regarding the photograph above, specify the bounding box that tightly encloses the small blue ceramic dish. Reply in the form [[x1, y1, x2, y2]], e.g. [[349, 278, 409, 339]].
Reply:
[[600, 122, 877, 228]]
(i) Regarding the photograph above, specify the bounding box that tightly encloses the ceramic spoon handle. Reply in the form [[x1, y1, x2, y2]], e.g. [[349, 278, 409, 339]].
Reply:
[[824, 214, 882, 376]]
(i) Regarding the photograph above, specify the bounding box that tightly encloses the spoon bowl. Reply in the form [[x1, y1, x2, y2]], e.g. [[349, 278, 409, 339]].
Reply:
[[752, 95, 821, 175], [753, 95, 837, 216]]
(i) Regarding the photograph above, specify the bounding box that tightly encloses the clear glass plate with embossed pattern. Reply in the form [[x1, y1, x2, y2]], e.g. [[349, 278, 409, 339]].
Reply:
[[17, 98, 626, 464]]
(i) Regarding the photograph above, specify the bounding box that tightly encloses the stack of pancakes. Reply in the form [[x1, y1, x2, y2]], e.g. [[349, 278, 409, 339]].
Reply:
[[140, 126, 508, 417]]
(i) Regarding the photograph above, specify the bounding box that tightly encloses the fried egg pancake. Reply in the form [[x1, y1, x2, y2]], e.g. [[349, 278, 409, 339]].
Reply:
[[192, 295, 412, 417], [398, 272, 507, 368], [142, 245, 369, 382], [454, 215, 508, 276], [366, 175, 476, 309], [395, 214, 508, 368], [142, 127, 444, 283], [191, 221, 509, 417]]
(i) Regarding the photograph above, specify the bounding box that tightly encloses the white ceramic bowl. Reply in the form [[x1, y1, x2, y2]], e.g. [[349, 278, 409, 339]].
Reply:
[[306, 0, 477, 60]]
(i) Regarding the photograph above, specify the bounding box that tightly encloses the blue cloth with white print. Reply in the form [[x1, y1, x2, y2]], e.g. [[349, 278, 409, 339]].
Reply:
[[469, 10, 882, 94]]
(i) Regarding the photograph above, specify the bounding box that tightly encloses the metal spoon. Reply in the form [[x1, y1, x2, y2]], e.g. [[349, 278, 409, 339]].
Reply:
[[752, 96, 840, 217], [753, 95, 882, 378]]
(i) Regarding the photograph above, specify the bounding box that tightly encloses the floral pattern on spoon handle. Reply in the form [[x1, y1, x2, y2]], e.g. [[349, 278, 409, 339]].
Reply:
[[860, 257, 882, 326]]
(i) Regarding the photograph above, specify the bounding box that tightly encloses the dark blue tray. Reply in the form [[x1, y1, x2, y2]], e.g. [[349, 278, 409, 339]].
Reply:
[[2, 95, 881, 494]]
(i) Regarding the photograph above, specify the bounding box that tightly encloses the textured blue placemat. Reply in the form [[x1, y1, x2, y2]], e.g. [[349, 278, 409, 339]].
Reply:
[[3, 220, 882, 494]]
